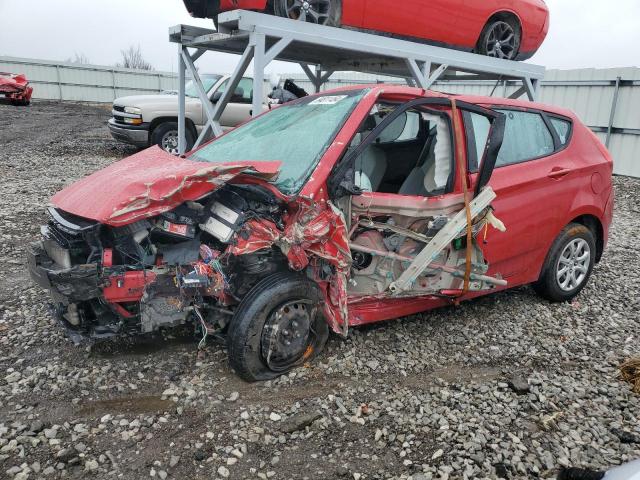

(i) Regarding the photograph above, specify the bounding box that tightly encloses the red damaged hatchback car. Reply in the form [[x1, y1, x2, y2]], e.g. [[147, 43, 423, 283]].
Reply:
[[183, 0, 550, 60], [28, 86, 613, 381]]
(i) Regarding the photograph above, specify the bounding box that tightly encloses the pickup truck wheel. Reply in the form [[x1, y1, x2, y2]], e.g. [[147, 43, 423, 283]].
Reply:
[[533, 223, 596, 302], [227, 272, 329, 382], [274, 0, 341, 26], [151, 122, 194, 155]]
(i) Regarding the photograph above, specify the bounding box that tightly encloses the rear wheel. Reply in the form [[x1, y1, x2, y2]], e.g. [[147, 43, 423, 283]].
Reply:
[[227, 271, 329, 382], [151, 122, 194, 155], [477, 16, 521, 60], [273, 0, 341, 26], [533, 223, 596, 302]]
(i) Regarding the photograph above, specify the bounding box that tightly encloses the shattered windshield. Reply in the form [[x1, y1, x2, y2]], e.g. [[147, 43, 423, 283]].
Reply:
[[188, 90, 367, 195], [185, 74, 222, 98]]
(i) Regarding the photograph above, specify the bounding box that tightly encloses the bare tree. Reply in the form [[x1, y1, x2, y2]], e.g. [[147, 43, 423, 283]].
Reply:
[[66, 52, 91, 64], [116, 45, 154, 71]]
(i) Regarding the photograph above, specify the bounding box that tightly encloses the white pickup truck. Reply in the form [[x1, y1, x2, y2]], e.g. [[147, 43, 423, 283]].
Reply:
[[108, 74, 261, 154]]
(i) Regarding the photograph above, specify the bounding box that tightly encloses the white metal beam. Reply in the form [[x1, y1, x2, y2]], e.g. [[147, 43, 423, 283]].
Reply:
[[251, 32, 266, 118], [177, 45, 186, 155], [181, 46, 223, 145]]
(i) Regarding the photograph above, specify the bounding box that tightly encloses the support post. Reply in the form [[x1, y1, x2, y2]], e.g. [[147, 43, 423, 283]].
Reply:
[[191, 42, 255, 149], [251, 32, 266, 118], [181, 46, 224, 146], [111, 69, 117, 101], [606, 76, 621, 148], [55, 64, 63, 101], [300, 63, 320, 92], [314, 64, 322, 93], [178, 46, 187, 155], [264, 37, 292, 64], [523, 77, 538, 101], [405, 59, 447, 90]]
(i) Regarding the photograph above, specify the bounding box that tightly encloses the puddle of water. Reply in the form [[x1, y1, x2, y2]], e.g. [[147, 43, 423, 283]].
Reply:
[[78, 395, 174, 416]]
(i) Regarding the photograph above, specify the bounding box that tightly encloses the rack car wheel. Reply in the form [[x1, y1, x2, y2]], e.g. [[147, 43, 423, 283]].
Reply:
[[477, 17, 521, 60], [533, 223, 596, 302], [274, 0, 341, 26], [151, 122, 194, 155], [227, 272, 329, 382]]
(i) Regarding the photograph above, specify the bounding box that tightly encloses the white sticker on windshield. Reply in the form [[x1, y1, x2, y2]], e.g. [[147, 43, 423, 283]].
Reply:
[[309, 95, 348, 105]]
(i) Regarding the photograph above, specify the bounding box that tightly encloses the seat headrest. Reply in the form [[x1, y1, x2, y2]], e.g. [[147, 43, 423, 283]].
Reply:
[[359, 115, 378, 132]]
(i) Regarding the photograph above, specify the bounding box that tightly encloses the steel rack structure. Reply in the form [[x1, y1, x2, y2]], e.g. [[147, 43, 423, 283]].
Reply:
[[170, 9, 546, 154]]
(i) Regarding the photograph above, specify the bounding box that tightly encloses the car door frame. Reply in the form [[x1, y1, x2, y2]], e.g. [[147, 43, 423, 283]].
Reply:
[[464, 104, 577, 285], [329, 96, 505, 305]]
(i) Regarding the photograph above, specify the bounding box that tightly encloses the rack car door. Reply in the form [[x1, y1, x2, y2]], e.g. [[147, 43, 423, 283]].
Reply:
[[363, 0, 464, 46]]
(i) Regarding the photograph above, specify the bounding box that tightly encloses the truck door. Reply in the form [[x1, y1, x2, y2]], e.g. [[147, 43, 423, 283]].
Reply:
[[211, 77, 254, 128]]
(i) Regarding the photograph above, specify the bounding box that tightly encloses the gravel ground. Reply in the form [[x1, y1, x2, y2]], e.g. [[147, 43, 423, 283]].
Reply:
[[0, 100, 639, 480]]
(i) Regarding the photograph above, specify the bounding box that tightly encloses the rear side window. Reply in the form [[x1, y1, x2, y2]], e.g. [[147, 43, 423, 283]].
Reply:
[[549, 117, 572, 145], [495, 110, 554, 167]]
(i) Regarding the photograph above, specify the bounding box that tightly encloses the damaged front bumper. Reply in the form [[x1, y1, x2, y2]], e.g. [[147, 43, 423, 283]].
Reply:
[[27, 242, 101, 304]]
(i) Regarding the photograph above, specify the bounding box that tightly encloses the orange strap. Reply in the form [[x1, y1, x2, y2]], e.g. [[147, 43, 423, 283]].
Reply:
[[450, 99, 473, 296]]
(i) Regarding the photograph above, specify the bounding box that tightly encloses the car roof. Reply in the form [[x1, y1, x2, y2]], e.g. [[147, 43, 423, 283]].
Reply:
[[317, 84, 576, 120]]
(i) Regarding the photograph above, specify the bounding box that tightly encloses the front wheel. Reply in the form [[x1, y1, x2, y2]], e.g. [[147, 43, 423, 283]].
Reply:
[[533, 223, 596, 302], [477, 17, 521, 60], [273, 0, 341, 26], [227, 272, 329, 382], [151, 122, 194, 155]]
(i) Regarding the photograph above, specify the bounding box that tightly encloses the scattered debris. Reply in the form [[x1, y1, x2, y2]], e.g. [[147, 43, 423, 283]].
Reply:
[[540, 411, 564, 432], [611, 428, 640, 444], [508, 375, 531, 395], [619, 357, 640, 393], [280, 411, 323, 433]]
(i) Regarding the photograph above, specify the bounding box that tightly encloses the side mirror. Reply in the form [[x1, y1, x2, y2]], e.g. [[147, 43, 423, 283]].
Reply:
[[211, 91, 222, 103]]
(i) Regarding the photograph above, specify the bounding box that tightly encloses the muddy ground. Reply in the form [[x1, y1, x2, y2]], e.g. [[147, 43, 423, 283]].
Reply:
[[0, 100, 639, 480]]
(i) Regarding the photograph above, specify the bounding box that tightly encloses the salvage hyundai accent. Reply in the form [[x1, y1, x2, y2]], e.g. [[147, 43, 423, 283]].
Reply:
[[28, 86, 613, 381], [183, 0, 550, 60]]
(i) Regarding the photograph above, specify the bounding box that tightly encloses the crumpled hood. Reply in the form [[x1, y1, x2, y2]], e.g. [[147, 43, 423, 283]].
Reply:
[[51, 146, 280, 226]]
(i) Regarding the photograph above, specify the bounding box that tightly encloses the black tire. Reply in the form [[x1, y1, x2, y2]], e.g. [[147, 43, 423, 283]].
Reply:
[[151, 122, 194, 155], [533, 223, 596, 302], [477, 15, 521, 60], [273, 0, 341, 26], [227, 271, 329, 382]]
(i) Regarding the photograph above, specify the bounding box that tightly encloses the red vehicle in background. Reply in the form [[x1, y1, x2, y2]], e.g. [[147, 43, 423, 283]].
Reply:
[[0, 73, 33, 106], [183, 0, 549, 60]]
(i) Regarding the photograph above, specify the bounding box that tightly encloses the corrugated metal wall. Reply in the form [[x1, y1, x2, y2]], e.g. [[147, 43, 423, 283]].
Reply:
[[1, 55, 638, 177], [0, 56, 178, 102]]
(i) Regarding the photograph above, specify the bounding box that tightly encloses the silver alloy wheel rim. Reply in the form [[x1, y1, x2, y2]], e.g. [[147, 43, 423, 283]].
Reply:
[[282, 0, 331, 24], [485, 21, 517, 59], [161, 130, 179, 155], [556, 238, 591, 292]]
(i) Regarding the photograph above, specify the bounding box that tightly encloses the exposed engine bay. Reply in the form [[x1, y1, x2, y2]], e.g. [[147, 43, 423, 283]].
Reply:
[[28, 174, 505, 344], [29, 183, 292, 341]]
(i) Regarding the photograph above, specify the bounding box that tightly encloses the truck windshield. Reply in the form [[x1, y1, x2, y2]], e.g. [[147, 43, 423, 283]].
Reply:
[[185, 74, 222, 98], [188, 90, 367, 195]]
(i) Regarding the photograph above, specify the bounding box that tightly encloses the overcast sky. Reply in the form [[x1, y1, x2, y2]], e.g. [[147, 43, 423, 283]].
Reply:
[[1, 0, 639, 75]]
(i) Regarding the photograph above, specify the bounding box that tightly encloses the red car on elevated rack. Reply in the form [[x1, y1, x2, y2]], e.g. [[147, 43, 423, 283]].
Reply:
[[28, 85, 612, 382], [183, 0, 550, 60]]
